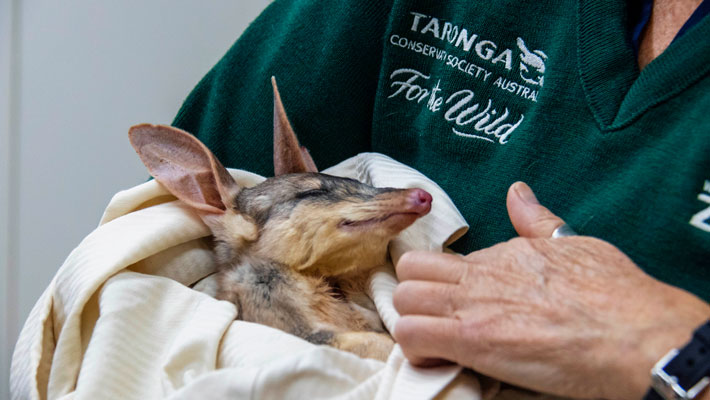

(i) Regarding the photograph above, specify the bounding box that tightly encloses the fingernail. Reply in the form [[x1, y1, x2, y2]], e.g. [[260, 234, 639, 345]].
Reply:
[[514, 182, 539, 205]]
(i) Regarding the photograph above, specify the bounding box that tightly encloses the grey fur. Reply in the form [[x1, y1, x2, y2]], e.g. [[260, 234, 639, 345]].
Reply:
[[235, 173, 394, 227], [217, 257, 316, 341], [211, 173, 403, 347]]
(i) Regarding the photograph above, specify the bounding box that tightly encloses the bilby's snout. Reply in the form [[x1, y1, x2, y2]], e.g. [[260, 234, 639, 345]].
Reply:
[[335, 187, 433, 233], [404, 188, 432, 216]]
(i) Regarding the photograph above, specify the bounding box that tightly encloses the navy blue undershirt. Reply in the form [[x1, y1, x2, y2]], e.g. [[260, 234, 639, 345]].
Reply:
[[629, 0, 710, 56]]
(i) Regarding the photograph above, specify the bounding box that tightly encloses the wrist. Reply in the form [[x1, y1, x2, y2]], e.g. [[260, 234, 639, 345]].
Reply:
[[625, 286, 710, 400], [598, 278, 710, 400], [697, 389, 710, 400]]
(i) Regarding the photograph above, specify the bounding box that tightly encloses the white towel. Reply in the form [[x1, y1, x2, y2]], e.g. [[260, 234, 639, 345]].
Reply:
[[11, 152, 490, 400]]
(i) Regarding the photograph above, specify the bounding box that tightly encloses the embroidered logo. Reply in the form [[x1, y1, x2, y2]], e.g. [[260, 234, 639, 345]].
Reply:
[[516, 38, 547, 87], [388, 68, 524, 145], [385, 11, 551, 144], [689, 180, 710, 232], [395, 12, 549, 101]]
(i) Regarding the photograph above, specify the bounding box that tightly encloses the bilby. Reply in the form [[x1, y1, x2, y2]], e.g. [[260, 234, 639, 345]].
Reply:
[[128, 79, 432, 361]]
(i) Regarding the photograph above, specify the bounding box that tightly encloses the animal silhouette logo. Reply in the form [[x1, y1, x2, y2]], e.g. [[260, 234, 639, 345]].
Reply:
[[516, 37, 547, 87]]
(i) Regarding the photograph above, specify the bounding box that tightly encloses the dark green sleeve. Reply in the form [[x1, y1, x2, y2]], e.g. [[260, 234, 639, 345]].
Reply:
[[173, 0, 393, 176]]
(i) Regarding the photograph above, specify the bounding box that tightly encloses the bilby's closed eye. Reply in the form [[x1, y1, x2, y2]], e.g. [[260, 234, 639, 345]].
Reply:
[[296, 189, 328, 199]]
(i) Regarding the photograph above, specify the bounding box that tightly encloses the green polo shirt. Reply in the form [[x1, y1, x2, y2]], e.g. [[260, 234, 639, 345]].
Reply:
[[173, 0, 710, 301]]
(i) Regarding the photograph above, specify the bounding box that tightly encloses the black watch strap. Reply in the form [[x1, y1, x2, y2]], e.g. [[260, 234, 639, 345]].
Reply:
[[646, 320, 710, 400]]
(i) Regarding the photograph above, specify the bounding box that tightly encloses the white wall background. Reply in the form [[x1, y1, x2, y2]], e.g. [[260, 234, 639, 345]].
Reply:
[[1, 1, 271, 397]]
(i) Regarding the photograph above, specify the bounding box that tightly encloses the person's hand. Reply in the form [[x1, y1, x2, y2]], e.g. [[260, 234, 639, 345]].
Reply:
[[393, 182, 710, 400]]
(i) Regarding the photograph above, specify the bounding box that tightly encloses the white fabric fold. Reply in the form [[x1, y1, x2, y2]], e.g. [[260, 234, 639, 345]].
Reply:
[[12, 153, 480, 400]]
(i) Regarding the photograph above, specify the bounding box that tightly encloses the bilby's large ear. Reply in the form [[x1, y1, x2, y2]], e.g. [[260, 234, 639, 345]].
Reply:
[[272, 77, 318, 175], [128, 124, 241, 214]]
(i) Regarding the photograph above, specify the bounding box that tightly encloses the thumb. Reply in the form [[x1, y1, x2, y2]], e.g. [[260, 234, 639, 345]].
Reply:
[[507, 181, 566, 238]]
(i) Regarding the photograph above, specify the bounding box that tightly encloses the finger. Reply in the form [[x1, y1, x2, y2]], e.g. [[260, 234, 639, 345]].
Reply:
[[396, 251, 467, 283], [506, 181, 565, 238], [394, 315, 461, 364], [393, 280, 458, 316]]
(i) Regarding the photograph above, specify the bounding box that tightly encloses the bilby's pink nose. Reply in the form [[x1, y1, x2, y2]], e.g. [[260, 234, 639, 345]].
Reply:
[[406, 188, 432, 215]]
